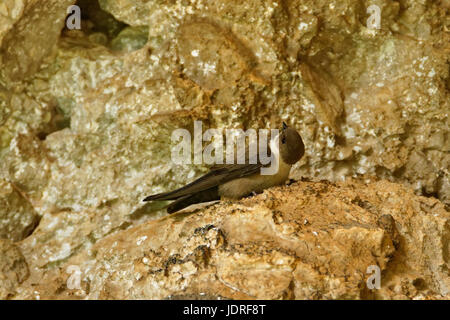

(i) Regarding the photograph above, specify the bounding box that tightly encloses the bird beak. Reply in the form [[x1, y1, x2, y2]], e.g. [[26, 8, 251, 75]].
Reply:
[[282, 122, 288, 130]]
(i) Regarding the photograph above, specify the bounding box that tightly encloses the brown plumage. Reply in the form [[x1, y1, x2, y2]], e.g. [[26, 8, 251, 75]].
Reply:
[[143, 123, 305, 213]]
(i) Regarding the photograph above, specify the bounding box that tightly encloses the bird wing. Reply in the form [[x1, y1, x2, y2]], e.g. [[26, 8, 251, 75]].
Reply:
[[143, 162, 263, 201]]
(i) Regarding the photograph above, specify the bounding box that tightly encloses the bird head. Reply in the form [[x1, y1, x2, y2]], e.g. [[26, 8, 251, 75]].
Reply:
[[279, 122, 305, 165]]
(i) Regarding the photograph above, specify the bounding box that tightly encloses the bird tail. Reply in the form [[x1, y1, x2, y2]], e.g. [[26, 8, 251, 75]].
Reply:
[[143, 191, 175, 202], [167, 187, 219, 213]]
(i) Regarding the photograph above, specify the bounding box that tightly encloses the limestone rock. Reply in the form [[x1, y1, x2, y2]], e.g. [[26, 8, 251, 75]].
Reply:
[[0, 240, 29, 299], [110, 26, 149, 52], [98, 0, 150, 27], [0, 0, 26, 46], [12, 179, 450, 300], [0, 179, 40, 242], [0, 0, 448, 216], [0, 0, 76, 85], [0, 0, 448, 300]]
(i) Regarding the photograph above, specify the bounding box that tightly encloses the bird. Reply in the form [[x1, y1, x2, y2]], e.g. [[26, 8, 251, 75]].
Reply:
[[143, 122, 305, 213]]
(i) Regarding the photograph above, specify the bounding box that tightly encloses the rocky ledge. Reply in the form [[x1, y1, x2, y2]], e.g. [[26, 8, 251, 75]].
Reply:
[[1, 178, 448, 300], [0, 0, 448, 300]]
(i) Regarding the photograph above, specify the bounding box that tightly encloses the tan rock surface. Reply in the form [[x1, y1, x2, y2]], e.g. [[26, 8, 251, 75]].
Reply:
[[0, 179, 39, 242], [0, 0, 448, 300], [0, 0, 447, 217], [0, 240, 29, 299], [9, 178, 450, 300], [0, 0, 26, 45], [98, 0, 150, 27], [0, 0, 76, 85]]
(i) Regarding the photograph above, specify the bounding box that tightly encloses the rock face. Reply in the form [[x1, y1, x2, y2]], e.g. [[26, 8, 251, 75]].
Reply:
[[0, 0, 76, 84], [10, 179, 450, 300], [0, 240, 29, 299], [0, 0, 448, 300], [0, 179, 39, 242]]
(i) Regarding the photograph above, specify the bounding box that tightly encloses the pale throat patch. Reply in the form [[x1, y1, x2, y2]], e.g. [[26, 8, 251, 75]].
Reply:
[[260, 132, 281, 176]]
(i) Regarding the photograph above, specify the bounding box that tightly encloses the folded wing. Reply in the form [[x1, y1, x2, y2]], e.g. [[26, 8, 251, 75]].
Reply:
[[143, 162, 262, 202]]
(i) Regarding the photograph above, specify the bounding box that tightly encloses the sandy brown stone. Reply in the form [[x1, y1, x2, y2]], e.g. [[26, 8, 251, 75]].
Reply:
[[10, 178, 450, 300], [99, 0, 150, 27], [0, 179, 40, 242], [0, 0, 448, 300], [0, 239, 29, 299], [0, 0, 75, 85], [0, 0, 26, 46], [0, 0, 448, 215]]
